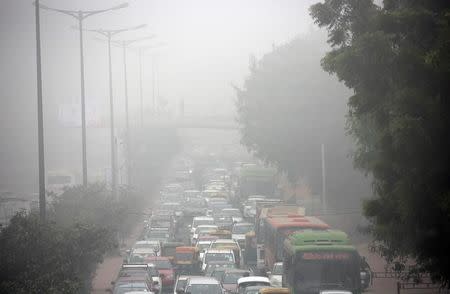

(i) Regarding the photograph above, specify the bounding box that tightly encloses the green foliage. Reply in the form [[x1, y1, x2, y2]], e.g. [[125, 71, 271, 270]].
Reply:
[[0, 212, 116, 294], [311, 0, 450, 285], [235, 33, 368, 206]]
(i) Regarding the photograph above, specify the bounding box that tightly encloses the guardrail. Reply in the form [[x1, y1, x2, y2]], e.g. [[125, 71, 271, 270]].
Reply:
[[397, 281, 448, 294]]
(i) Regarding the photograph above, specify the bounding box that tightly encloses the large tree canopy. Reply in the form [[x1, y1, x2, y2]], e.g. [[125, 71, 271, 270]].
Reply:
[[236, 34, 369, 208], [311, 0, 450, 284]]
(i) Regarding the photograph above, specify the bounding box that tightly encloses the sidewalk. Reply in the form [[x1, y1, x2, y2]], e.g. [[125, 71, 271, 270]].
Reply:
[[91, 220, 145, 294]]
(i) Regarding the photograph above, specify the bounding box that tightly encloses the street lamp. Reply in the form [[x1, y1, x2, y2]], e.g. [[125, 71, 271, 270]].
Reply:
[[85, 24, 146, 199], [35, 1, 128, 188], [112, 35, 155, 187], [34, 0, 45, 221], [136, 42, 166, 127]]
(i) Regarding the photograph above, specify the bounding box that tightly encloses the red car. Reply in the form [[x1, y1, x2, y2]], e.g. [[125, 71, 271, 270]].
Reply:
[[144, 256, 175, 290]]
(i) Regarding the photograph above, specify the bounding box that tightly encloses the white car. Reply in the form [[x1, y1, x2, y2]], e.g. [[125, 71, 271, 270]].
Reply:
[[190, 216, 215, 236], [191, 225, 218, 245], [221, 208, 244, 223], [196, 240, 212, 261], [209, 239, 240, 250], [184, 276, 223, 294], [202, 249, 235, 271], [268, 262, 283, 287], [237, 276, 271, 293]]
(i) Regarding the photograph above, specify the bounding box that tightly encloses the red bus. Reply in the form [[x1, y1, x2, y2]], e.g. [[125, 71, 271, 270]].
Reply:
[[263, 216, 329, 269]]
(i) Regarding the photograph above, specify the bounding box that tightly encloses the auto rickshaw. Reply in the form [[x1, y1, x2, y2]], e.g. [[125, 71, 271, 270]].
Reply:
[[243, 231, 257, 267], [161, 241, 183, 262], [258, 287, 291, 294], [175, 246, 200, 275]]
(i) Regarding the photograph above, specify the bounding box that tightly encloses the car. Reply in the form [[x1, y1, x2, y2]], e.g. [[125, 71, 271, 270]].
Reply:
[[191, 225, 218, 245], [204, 260, 236, 276], [231, 223, 254, 248], [209, 239, 240, 250], [119, 264, 161, 294], [202, 249, 235, 271], [221, 269, 252, 293], [173, 275, 202, 294], [268, 262, 283, 287], [221, 208, 244, 223], [214, 215, 234, 230], [135, 240, 161, 254], [112, 277, 151, 294], [237, 277, 271, 294], [195, 240, 212, 261], [242, 285, 272, 294], [144, 256, 176, 291], [183, 276, 224, 294], [190, 216, 215, 235]]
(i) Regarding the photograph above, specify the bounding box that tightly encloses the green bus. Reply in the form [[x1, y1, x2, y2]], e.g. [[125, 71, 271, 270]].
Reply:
[[282, 230, 362, 294], [238, 164, 277, 199]]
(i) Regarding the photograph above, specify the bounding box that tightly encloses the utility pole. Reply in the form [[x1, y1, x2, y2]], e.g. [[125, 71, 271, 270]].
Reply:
[[34, 0, 46, 222], [115, 36, 154, 187], [36, 2, 128, 188], [136, 43, 165, 124], [321, 143, 327, 212], [85, 25, 146, 199]]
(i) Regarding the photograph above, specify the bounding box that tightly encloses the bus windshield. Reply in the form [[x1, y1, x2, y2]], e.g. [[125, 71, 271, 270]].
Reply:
[[293, 253, 359, 293]]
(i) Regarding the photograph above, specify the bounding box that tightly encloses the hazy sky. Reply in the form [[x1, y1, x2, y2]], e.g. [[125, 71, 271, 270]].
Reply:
[[1, 0, 320, 122]]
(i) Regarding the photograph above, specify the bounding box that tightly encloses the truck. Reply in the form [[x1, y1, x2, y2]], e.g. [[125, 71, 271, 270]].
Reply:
[[282, 230, 362, 294]]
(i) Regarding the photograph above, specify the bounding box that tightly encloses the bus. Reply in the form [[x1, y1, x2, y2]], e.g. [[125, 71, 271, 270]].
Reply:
[[254, 206, 305, 270], [263, 216, 329, 270], [283, 230, 362, 294], [238, 164, 277, 200]]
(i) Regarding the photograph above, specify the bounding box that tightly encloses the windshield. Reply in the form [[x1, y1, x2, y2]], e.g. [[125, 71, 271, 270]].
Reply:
[[196, 227, 217, 234], [187, 284, 222, 294], [294, 254, 359, 292], [197, 243, 211, 251], [114, 283, 148, 294], [205, 252, 234, 263], [193, 219, 214, 227], [223, 272, 247, 284], [147, 231, 169, 239], [150, 259, 172, 269], [176, 252, 194, 261], [232, 225, 254, 234], [222, 210, 242, 217]]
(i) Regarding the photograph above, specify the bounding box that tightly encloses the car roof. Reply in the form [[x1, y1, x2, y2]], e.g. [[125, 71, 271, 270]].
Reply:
[[194, 216, 214, 220], [224, 269, 251, 274], [213, 239, 236, 243], [197, 225, 218, 228], [188, 276, 221, 285], [136, 240, 159, 244], [238, 277, 271, 284], [205, 249, 233, 253], [234, 222, 254, 226], [144, 256, 170, 261]]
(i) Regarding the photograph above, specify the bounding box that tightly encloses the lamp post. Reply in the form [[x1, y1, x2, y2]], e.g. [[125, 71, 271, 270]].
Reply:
[[85, 25, 146, 199], [35, 2, 128, 188], [113, 36, 155, 187], [136, 43, 166, 126], [34, 0, 45, 222]]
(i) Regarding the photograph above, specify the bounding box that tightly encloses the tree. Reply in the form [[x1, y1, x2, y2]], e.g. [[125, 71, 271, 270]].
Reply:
[[236, 33, 369, 208], [0, 213, 116, 294], [311, 0, 450, 284]]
